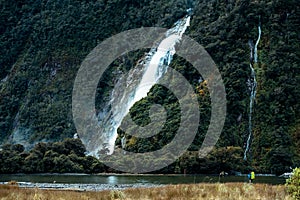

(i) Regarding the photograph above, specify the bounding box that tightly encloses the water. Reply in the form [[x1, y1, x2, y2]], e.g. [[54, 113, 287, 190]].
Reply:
[[254, 25, 261, 63], [92, 14, 191, 156], [244, 63, 257, 160], [0, 174, 285, 185], [244, 22, 261, 160]]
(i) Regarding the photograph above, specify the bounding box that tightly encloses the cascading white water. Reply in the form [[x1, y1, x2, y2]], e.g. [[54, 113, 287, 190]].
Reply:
[[254, 25, 261, 63], [244, 23, 261, 161], [121, 136, 126, 149], [92, 14, 191, 156], [244, 63, 257, 160]]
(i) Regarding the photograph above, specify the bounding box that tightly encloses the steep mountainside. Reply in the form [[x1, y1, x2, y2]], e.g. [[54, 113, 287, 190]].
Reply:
[[188, 0, 300, 174], [0, 0, 190, 145], [0, 0, 299, 174]]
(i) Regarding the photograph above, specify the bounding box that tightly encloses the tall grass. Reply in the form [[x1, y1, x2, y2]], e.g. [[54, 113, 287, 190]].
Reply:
[[0, 183, 291, 200]]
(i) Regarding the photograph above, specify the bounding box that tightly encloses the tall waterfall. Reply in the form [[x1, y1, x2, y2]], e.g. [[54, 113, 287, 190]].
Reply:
[[93, 14, 191, 156], [244, 23, 261, 161]]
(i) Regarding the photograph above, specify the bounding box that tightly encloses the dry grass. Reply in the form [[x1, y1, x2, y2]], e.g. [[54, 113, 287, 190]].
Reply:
[[0, 183, 292, 200]]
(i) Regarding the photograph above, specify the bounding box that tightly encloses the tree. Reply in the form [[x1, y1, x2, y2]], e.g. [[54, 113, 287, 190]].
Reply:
[[286, 167, 300, 200]]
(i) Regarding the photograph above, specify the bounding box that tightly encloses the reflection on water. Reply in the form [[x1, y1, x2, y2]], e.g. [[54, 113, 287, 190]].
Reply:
[[0, 174, 285, 185], [107, 176, 117, 184]]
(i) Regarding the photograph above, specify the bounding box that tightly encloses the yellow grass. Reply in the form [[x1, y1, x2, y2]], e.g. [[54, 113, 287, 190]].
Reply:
[[0, 183, 292, 200]]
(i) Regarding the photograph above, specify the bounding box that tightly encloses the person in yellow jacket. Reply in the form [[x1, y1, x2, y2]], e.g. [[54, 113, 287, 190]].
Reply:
[[250, 171, 255, 183]]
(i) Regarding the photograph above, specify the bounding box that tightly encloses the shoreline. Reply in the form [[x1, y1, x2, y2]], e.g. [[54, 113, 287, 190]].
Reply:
[[0, 181, 163, 192], [0, 180, 285, 192]]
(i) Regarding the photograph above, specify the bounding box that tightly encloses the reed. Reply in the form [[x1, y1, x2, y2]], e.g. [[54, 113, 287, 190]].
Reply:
[[0, 183, 291, 200]]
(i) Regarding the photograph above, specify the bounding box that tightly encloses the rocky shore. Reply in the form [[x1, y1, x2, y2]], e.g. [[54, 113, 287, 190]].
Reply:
[[0, 182, 162, 191]]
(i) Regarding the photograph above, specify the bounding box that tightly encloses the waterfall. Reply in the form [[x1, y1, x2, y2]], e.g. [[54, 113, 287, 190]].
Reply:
[[91, 14, 191, 157], [244, 63, 257, 160], [131, 18, 190, 104], [254, 25, 261, 63], [244, 22, 261, 161], [121, 136, 126, 154]]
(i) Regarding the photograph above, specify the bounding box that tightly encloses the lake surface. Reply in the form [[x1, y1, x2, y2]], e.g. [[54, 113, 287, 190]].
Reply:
[[0, 174, 286, 185]]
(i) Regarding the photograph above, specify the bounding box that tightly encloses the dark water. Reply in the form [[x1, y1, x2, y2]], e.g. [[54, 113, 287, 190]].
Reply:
[[0, 174, 286, 185]]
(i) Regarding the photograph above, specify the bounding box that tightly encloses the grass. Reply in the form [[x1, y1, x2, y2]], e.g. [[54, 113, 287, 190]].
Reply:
[[0, 182, 292, 200]]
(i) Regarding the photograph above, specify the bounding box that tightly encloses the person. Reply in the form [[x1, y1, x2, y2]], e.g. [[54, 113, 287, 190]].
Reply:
[[247, 172, 251, 183], [250, 171, 255, 183]]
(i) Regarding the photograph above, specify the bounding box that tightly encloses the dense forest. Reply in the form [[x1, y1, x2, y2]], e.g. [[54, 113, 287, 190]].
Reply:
[[0, 0, 299, 175]]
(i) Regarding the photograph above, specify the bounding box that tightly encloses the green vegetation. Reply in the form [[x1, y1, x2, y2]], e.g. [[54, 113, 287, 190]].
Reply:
[[0, 0, 188, 143], [188, 0, 300, 175], [114, 0, 300, 175], [0, 0, 299, 174], [0, 138, 246, 174], [0, 139, 104, 173], [286, 168, 300, 199]]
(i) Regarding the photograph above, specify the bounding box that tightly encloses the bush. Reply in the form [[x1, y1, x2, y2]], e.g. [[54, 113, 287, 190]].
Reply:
[[286, 167, 300, 199]]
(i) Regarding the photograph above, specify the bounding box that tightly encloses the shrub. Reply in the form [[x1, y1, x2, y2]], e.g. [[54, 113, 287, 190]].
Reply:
[[286, 167, 300, 199]]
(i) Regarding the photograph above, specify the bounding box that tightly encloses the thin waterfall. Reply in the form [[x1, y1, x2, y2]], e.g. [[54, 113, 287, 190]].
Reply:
[[254, 25, 261, 63], [244, 63, 257, 160], [121, 136, 126, 150], [244, 21, 261, 161], [91, 13, 191, 157]]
